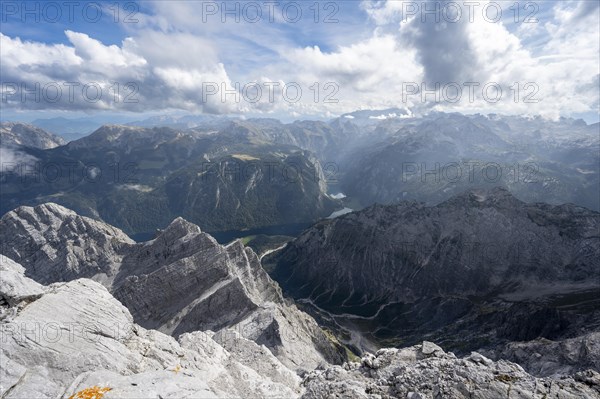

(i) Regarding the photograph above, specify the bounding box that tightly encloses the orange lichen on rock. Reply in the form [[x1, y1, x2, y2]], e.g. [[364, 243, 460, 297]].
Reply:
[[68, 386, 112, 399]]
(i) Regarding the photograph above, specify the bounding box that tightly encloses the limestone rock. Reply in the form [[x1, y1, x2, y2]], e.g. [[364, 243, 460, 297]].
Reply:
[[0, 256, 44, 314], [0, 122, 66, 149], [0, 203, 134, 286], [0, 260, 301, 398], [302, 345, 600, 399], [0, 203, 344, 372], [421, 341, 443, 356]]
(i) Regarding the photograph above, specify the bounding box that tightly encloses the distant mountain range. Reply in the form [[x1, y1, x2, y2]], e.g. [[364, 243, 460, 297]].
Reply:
[[0, 123, 340, 235], [24, 114, 235, 142], [1, 122, 66, 149], [339, 113, 600, 211], [1, 111, 598, 238]]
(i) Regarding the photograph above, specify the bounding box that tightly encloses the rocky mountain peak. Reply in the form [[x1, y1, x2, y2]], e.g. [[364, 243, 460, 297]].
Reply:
[[0, 121, 66, 149], [155, 216, 203, 241], [0, 203, 134, 286], [269, 188, 600, 355], [0, 203, 346, 372]]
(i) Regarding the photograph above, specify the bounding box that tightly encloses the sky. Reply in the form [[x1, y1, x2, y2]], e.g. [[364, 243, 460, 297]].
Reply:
[[1, 0, 599, 123]]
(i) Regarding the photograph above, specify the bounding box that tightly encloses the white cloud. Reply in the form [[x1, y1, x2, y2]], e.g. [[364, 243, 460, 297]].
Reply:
[[351, 0, 599, 119], [1, 0, 597, 120], [276, 34, 423, 114], [64, 30, 146, 69], [0, 31, 239, 113]]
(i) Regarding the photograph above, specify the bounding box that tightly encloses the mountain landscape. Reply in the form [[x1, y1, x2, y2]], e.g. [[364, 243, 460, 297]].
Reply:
[[2, 0, 599, 395], [266, 188, 600, 359], [0, 203, 346, 371], [340, 113, 600, 211], [1, 201, 599, 398], [1, 112, 599, 398], [2, 113, 598, 239], [0, 123, 340, 237]]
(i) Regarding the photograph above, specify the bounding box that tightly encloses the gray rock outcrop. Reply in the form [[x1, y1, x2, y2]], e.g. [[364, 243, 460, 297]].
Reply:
[[302, 344, 600, 399], [483, 333, 600, 378], [269, 187, 600, 354], [0, 203, 134, 286], [0, 122, 66, 149], [0, 203, 344, 372], [0, 258, 301, 398]]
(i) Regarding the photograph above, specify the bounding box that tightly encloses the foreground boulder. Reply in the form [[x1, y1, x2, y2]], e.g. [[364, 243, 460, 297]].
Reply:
[[0, 258, 301, 398]]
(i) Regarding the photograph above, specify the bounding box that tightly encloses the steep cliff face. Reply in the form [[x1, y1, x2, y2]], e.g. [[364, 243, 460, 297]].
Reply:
[[0, 203, 134, 286], [163, 150, 336, 232], [0, 203, 344, 371], [268, 188, 600, 353]]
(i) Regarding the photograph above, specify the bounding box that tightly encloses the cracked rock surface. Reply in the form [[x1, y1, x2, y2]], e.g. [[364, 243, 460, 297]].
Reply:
[[0, 259, 301, 398]]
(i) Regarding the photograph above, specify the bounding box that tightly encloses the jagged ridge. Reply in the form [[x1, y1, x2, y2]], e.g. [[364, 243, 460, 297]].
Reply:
[[0, 203, 345, 372], [268, 187, 600, 357]]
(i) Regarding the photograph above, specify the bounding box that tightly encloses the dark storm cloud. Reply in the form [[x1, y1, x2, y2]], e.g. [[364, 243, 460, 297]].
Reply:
[[404, 0, 481, 85]]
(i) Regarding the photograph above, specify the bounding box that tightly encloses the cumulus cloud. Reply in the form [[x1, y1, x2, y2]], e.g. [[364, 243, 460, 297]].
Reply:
[[352, 0, 599, 119], [0, 0, 597, 120], [279, 34, 423, 113], [0, 31, 238, 113]]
